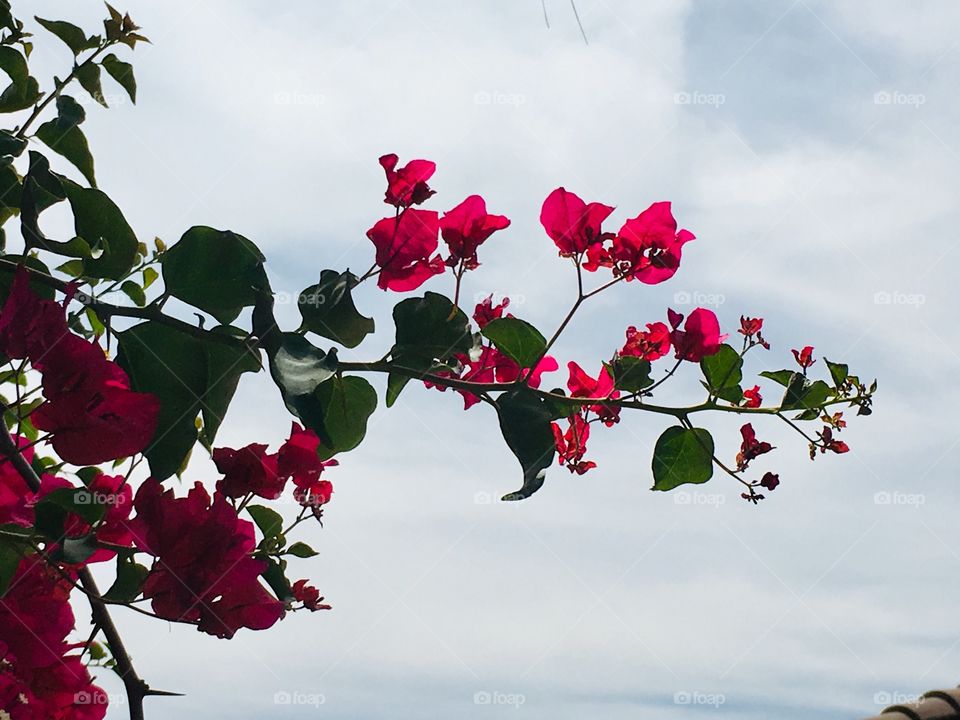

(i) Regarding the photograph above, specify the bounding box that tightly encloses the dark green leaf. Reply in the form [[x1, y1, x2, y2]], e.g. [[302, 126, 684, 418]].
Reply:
[[34, 486, 106, 540], [63, 181, 138, 277], [162, 226, 269, 324], [34, 17, 92, 55], [700, 344, 743, 403], [59, 534, 98, 564], [0, 129, 26, 157], [103, 557, 148, 603], [298, 269, 374, 348], [0, 47, 39, 113], [385, 356, 433, 408], [651, 426, 714, 491], [759, 369, 794, 387], [497, 388, 555, 501], [0, 541, 22, 596], [267, 332, 337, 446], [198, 328, 260, 449], [0, 256, 54, 301], [608, 356, 653, 393], [75, 62, 107, 107], [481, 317, 547, 369], [120, 279, 145, 306], [315, 375, 378, 459], [392, 291, 472, 362], [781, 377, 832, 412], [101, 53, 135, 103], [261, 557, 292, 601], [286, 541, 318, 558], [824, 358, 848, 388], [247, 505, 283, 540]]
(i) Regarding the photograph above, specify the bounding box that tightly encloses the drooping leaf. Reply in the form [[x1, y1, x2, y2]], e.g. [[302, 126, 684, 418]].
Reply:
[[261, 557, 292, 601], [298, 269, 374, 348], [75, 62, 107, 107], [120, 279, 145, 306], [199, 328, 261, 449], [101, 53, 136, 103], [481, 317, 547, 369], [497, 388, 555, 501], [247, 505, 283, 541], [781, 376, 832, 412], [62, 180, 138, 278], [315, 375, 378, 460], [162, 226, 269, 324], [0, 46, 39, 113], [651, 426, 714, 491], [0, 129, 26, 157], [34, 17, 93, 55], [266, 332, 337, 446], [104, 557, 148, 603], [700, 344, 743, 403], [36, 96, 96, 187]]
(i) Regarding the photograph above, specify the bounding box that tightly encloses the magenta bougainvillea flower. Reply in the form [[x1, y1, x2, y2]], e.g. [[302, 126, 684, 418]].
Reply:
[[540, 187, 614, 256], [426, 346, 558, 410], [213, 443, 285, 500], [742, 385, 763, 408], [759, 472, 780, 491], [379, 153, 436, 208], [367, 208, 445, 291], [566, 362, 620, 425], [292, 579, 331, 612], [130, 480, 285, 639], [667, 307, 725, 362], [818, 426, 849, 454], [439, 195, 510, 269], [792, 345, 816, 369], [472, 295, 511, 329], [586, 202, 694, 284], [736, 423, 774, 470], [278, 423, 337, 508], [620, 322, 672, 361], [552, 412, 596, 475]]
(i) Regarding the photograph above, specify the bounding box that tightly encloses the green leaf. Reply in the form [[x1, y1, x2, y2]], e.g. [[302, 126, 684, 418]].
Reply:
[[286, 541, 318, 558], [63, 181, 138, 278], [651, 426, 714, 491], [34, 486, 106, 540], [34, 17, 92, 55], [101, 53, 136, 104], [392, 291, 472, 362], [0, 541, 23, 597], [162, 226, 269, 324], [0, 129, 26, 157], [298, 269, 374, 348], [497, 388, 555, 501], [0, 47, 39, 113], [141, 266, 158, 288], [117, 322, 257, 480], [315, 375, 378, 459], [261, 557, 292, 601], [120, 279, 145, 306], [267, 332, 337, 446], [759, 369, 794, 387], [607, 356, 653, 393], [781, 376, 832, 412], [700, 344, 743, 403], [824, 358, 848, 388], [247, 505, 283, 540], [481, 317, 547, 369], [75, 62, 107, 107], [59, 534, 99, 564], [103, 557, 148, 603], [0, 46, 27, 85], [35, 95, 97, 187]]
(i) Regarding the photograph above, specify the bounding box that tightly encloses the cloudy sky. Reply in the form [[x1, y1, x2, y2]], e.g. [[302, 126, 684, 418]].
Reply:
[[22, 1, 960, 718]]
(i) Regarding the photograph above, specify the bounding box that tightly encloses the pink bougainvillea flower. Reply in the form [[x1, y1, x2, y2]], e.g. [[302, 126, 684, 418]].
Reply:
[[540, 187, 614, 256], [552, 412, 596, 475], [620, 322, 671, 361], [792, 345, 816, 369], [759, 472, 780, 491], [667, 307, 725, 362], [472, 295, 511, 329], [739, 316, 763, 337], [818, 427, 849, 454], [742, 385, 762, 409], [566, 361, 620, 425], [426, 346, 558, 410], [0, 436, 39, 526], [0, 266, 71, 363], [587, 202, 695, 284], [439, 195, 510, 270], [130, 479, 285, 639], [294, 478, 334, 509], [277, 423, 338, 486], [379, 153, 436, 208], [213, 443, 285, 500], [292, 579, 331, 612], [736, 423, 774, 470], [367, 208, 445, 291]]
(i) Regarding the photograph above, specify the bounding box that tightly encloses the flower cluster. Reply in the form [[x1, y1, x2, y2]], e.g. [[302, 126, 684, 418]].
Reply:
[[368, 154, 511, 290]]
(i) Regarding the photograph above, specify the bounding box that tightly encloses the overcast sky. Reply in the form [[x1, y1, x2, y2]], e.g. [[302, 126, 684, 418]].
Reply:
[[21, 1, 960, 718]]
